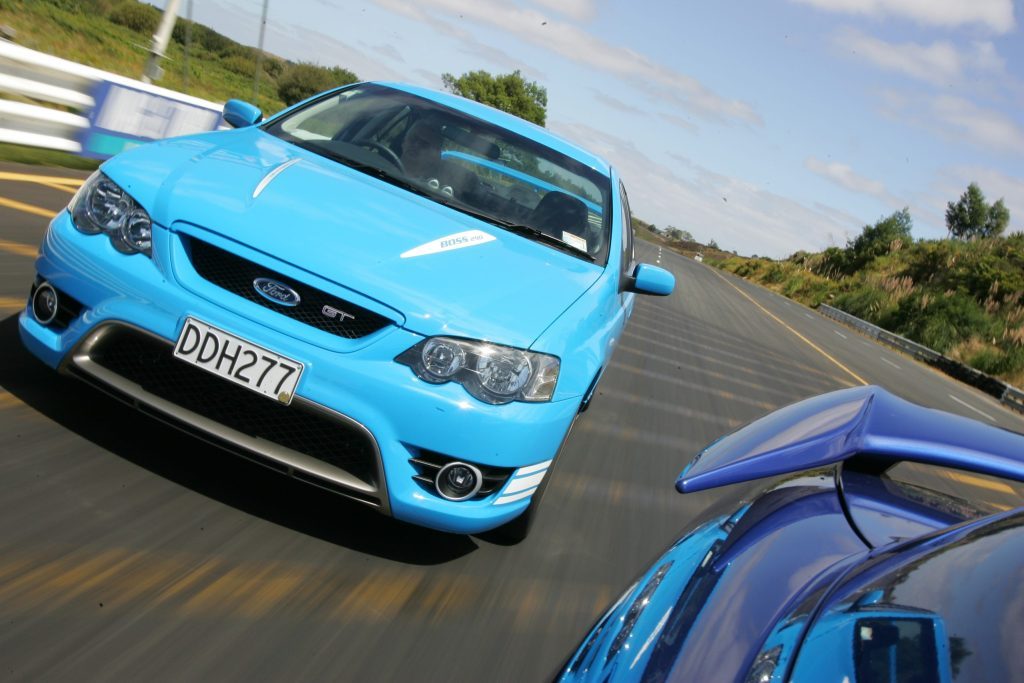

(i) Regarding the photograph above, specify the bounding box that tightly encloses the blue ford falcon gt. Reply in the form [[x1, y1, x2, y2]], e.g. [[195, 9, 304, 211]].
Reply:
[[19, 82, 674, 541], [557, 386, 1024, 681]]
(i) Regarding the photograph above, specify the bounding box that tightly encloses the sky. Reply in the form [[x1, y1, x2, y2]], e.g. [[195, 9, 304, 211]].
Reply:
[[162, 0, 1023, 258]]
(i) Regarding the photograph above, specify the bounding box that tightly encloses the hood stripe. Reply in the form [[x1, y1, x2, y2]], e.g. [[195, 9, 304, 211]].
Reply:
[[252, 158, 301, 199]]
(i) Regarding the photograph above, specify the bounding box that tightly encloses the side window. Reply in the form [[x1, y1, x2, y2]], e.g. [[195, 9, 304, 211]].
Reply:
[[619, 183, 635, 278]]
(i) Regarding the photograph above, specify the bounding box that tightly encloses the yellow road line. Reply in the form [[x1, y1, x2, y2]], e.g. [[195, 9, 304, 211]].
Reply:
[[0, 196, 58, 219], [710, 268, 868, 386], [0, 171, 84, 186], [0, 239, 37, 258], [0, 296, 25, 311], [37, 181, 78, 195], [0, 391, 22, 410], [943, 471, 1016, 495]]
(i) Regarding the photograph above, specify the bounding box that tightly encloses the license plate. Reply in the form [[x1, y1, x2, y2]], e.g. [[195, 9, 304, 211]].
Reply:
[[173, 318, 304, 404]]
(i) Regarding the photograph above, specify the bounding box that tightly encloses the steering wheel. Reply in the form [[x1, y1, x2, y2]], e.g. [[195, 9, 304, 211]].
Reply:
[[362, 142, 404, 171]]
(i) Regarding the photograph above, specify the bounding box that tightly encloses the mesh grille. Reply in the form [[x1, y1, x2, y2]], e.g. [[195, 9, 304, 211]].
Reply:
[[188, 238, 392, 339], [86, 327, 379, 487]]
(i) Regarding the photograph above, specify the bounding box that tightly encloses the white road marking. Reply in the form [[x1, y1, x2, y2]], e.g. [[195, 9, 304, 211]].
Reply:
[[880, 357, 901, 370], [861, 340, 873, 347], [834, 330, 847, 339], [804, 313, 814, 320], [948, 394, 996, 422]]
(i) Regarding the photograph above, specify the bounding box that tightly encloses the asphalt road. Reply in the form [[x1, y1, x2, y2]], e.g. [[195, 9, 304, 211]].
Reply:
[[1, 163, 1022, 681]]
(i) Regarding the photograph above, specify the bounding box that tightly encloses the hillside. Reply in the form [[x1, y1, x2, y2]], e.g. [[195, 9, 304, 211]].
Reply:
[[0, 0, 363, 167], [0, 0, 299, 111], [712, 221, 1024, 387]]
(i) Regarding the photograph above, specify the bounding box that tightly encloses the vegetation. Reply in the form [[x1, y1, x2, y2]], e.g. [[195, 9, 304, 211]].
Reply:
[[0, 0, 361, 125], [277, 63, 358, 106], [712, 197, 1024, 387], [946, 182, 1009, 240], [441, 70, 548, 126], [0, 142, 100, 170]]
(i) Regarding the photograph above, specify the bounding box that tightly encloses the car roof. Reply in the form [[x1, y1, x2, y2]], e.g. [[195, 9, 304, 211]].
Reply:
[[374, 81, 611, 177]]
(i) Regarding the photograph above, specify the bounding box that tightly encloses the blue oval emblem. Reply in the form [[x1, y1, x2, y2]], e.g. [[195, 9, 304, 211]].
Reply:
[[253, 277, 301, 307]]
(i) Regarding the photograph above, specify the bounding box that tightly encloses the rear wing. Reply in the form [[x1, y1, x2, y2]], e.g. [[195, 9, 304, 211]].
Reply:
[[676, 386, 1024, 494]]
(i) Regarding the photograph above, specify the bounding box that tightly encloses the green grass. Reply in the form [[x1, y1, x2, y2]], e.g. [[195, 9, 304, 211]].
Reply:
[[0, 0, 288, 117], [0, 143, 100, 170]]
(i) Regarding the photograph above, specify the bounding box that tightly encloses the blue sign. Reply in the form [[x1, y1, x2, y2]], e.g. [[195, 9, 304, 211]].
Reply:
[[80, 81, 224, 159]]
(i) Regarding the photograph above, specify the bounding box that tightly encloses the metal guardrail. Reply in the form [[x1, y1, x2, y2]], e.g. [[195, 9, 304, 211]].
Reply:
[[0, 40, 223, 155], [818, 304, 1024, 415]]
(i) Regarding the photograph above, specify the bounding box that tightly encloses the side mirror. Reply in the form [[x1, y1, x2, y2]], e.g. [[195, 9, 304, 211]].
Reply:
[[628, 263, 674, 296], [223, 99, 263, 128]]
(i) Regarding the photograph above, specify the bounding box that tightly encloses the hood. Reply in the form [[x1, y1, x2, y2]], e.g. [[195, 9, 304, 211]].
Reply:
[[103, 128, 603, 349]]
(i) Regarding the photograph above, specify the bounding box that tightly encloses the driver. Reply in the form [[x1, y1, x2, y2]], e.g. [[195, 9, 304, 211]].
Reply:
[[400, 118, 481, 202], [400, 118, 444, 182]]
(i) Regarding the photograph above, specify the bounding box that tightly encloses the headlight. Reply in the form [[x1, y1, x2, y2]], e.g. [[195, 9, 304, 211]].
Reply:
[[69, 171, 153, 256], [396, 337, 560, 404]]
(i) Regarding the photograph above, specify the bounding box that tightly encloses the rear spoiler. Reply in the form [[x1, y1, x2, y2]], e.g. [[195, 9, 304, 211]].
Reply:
[[676, 386, 1024, 494]]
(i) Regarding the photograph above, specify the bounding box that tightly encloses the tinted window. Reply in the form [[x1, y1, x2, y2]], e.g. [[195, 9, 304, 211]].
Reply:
[[619, 183, 635, 276], [790, 512, 1024, 682], [264, 83, 612, 265]]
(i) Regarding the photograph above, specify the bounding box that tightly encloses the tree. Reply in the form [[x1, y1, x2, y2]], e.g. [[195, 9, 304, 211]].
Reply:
[[846, 208, 913, 271], [708, 239, 719, 249], [441, 70, 547, 126], [946, 183, 1010, 240], [278, 63, 358, 106]]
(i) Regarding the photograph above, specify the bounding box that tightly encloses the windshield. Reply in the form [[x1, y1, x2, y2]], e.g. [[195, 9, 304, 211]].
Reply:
[[263, 83, 611, 265]]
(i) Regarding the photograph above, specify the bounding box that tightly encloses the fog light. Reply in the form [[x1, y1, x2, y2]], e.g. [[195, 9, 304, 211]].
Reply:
[[31, 282, 59, 325], [435, 462, 482, 501]]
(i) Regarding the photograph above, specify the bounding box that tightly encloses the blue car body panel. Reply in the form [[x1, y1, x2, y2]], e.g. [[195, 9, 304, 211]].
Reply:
[[18, 82, 667, 535], [677, 385, 1024, 493], [559, 387, 1024, 681]]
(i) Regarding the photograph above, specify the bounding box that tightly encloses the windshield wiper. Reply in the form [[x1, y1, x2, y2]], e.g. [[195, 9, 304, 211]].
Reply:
[[499, 223, 597, 262], [294, 140, 594, 262], [294, 141, 433, 199], [439, 200, 596, 262]]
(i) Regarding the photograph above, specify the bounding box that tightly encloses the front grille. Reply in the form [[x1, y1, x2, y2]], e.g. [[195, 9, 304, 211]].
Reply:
[[410, 450, 514, 500], [188, 238, 392, 339], [78, 326, 380, 494]]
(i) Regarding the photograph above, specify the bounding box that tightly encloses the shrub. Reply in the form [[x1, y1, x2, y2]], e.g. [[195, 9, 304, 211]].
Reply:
[[222, 53, 255, 77], [834, 285, 889, 323], [108, 1, 159, 34], [890, 291, 991, 353], [277, 63, 357, 106]]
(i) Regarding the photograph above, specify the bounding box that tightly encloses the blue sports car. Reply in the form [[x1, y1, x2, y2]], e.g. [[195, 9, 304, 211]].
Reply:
[[557, 386, 1024, 681], [19, 82, 674, 540]]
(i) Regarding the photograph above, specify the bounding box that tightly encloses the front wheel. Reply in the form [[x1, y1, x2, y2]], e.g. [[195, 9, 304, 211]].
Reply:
[[483, 468, 551, 545], [481, 410, 580, 545]]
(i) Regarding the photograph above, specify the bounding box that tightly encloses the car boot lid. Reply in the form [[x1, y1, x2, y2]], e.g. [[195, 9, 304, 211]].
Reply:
[[676, 385, 1024, 494]]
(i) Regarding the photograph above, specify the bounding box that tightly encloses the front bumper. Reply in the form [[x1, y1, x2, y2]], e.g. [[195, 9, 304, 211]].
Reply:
[[19, 211, 578, 534]]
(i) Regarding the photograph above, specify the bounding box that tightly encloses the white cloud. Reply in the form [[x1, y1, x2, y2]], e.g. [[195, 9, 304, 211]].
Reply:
[[790, 0, 1016, 33], [374, 0, 761, 127], [552, 122, 859, 258], [834, 29, 1004, 85], [657, 112, 699, 134], [879, 91, 1024, 156], [806, 157, 887, 196], [529, 0, 597, 22], [592, 91, 645, 115], [930, 95, 1024, 154]]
